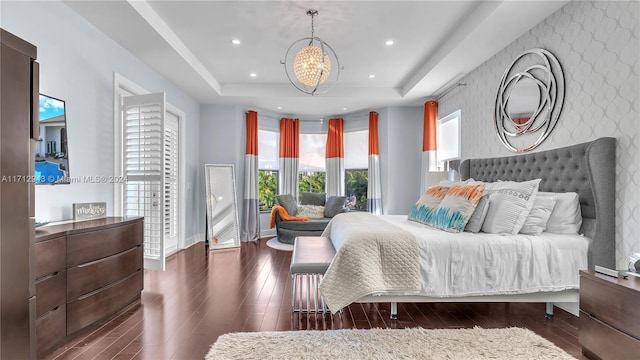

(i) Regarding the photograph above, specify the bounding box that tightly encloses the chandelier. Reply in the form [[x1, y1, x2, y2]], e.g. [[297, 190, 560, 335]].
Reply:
[[281, 10, 341, 96]]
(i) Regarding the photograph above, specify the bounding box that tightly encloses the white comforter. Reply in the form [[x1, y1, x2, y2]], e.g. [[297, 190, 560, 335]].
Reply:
[[320, 213, 589, 311]]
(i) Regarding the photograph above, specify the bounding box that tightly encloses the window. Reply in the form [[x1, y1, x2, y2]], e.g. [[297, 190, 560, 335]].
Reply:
[[437, 109, 461, 168], [258, 170, 278, 211], [299, 133, 327, 197], [258, 129, 279, 211], [298, 171, 326, 196], [344, 130, 368, 210]]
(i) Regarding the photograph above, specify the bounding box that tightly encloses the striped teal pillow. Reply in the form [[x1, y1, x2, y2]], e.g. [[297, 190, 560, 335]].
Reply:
[[428, 184, 485, 233], [408, 186, 449, 225]]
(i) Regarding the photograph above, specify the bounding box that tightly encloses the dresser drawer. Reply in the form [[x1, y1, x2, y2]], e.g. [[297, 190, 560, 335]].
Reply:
[[580, 275, 640, 339], [67, 245, 142, 300], [35, 270, 66, 318], [35, 235, 66, 280], [579, 310, 640, 360], [36, 304, 66, 358], [66, 221, 143, 267], [66, 270, 143, 335]]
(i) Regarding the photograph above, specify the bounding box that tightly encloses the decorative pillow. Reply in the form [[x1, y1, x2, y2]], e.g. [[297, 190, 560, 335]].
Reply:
[[408, 186, 449, 225], [464, 194, 490, 233], [537, 192, 582, 234], [296, 205, 325, 219], [300, 192, 326, 206], [481, 179, 541, 234], [324, 196, 347, 218], [429, 183, 485, 233], [519, 195, 558, 235], [276, 194, 297, 216]]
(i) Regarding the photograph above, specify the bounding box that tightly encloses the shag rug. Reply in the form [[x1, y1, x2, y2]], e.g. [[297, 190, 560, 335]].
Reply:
[[205, 327, 576, 360], [265, 237, 293, 251]]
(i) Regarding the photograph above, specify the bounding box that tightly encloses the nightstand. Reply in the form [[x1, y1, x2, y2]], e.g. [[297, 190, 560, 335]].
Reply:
[[579, 270, 640, 359]]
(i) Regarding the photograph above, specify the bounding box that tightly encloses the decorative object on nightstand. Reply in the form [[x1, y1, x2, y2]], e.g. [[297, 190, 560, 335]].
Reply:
[[628, 252, 640, 272], [579, 270, 640, 359]]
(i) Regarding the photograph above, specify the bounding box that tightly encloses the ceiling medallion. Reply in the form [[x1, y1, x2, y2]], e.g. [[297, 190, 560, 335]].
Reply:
[[281, 9, 342, 96], [494, 48, 565, 152]]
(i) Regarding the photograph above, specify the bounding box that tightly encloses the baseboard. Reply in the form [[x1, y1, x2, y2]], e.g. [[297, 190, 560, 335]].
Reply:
[[261, 229, 276, 238]]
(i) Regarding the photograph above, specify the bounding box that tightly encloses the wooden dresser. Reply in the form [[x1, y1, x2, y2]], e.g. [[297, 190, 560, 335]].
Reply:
[[579, 270, 640, 360], [34, 217, 143, 357]]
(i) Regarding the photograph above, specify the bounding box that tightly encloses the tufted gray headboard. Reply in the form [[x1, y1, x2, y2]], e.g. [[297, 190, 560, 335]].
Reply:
[[459, 137, 616, 269]]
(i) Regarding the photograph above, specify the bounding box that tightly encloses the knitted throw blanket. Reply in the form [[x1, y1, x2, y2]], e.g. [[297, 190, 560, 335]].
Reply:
[[269, 205, 309, 229]]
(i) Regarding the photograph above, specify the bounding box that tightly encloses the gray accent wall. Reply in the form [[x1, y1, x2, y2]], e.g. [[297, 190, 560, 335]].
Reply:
[[438, 1, 639, 268], [1, 1, 202, 245]]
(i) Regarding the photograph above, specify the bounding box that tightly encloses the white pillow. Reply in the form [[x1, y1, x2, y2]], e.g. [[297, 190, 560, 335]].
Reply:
[[519, 195, 558, 235], [464, 194, 490, 233], [481, 179, 541, 234], [296, 205, 325, 218], [537, 192, 582, 234]]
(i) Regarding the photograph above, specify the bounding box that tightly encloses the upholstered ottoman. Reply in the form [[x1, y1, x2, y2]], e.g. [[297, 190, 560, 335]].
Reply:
[[290, 236, 336, 314]]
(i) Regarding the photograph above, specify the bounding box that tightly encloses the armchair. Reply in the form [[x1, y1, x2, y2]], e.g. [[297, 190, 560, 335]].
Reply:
[[273, 193, 348, 244]]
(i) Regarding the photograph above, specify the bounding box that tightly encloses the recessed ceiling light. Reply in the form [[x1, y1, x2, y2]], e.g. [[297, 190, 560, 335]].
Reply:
[[231, 39, 241, 45], [369, 74, 376, 78], [384, 40, 394, 46], [250, 73, 257, 77], [277, 106, 282, 110], [342, 107, 347, 111]]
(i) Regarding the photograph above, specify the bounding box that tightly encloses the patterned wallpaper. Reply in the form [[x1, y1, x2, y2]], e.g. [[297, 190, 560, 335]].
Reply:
[[438, 1, 639, 268]]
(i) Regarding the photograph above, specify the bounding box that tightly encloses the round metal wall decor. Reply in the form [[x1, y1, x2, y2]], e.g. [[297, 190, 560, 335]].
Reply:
[[494, 48, 564, 152]]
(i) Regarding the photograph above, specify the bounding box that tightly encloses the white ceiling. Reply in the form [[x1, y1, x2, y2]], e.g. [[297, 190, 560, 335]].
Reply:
[[64, 0, 568, 117]]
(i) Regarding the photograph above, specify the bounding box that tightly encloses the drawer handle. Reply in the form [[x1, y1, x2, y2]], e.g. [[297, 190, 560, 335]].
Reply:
[[36, 271, 60, 283], [38, 306, 60, 319], [76, 246, 140, 268], [75, 270, 140, 300]]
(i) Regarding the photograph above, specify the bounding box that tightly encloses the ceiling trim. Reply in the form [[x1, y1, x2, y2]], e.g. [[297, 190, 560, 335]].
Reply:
[[126, 0, 222, 95]]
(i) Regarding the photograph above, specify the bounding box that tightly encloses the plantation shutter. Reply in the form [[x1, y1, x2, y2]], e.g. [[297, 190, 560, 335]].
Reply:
[[164, 113, 179, 253], [122, 92, 166, 271]]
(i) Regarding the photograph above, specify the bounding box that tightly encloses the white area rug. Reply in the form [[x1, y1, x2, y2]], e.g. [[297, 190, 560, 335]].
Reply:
[[265, 237, 293, 251], [205, 327, 575, 360]]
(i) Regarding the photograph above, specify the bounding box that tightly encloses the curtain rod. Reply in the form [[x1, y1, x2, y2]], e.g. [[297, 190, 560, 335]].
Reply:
[[436, 83, 467, 100], [246, 112, 371, 122]]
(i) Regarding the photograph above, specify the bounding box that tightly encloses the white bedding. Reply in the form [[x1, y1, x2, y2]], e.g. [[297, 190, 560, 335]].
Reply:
[[321, 213, 589, 309]]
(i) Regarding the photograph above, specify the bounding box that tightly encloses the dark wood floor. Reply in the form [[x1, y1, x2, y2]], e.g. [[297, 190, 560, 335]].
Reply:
[[44, 238, 587, 360]]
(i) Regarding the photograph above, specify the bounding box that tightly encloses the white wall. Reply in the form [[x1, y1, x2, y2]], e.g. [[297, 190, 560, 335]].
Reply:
[[1, 1, 202, 244], [438, 0, 639, 268], [378, 106, 424, 214], [199, 105, 245, 240]]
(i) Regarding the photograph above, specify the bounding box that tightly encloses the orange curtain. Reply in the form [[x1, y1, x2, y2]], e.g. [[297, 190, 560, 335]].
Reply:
[[422, 100, 438, 152], [325, 118, 344, 196], [279, 118, 299, 158], [246, 111, 258, 155], [368, 111, 382, 214], [241, 110, 260, 241], [368, 112, 379, 155], [325, 118, 344, 158], [278, 118, 300, 196], [421, 100, 439, 192]]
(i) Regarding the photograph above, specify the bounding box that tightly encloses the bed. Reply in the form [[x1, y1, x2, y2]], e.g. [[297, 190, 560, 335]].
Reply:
[[319, 137, 616, 318]]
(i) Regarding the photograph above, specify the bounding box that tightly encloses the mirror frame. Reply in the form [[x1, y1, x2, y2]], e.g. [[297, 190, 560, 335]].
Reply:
[[205, 164, 241, 249], [494, 48, 565, 152]]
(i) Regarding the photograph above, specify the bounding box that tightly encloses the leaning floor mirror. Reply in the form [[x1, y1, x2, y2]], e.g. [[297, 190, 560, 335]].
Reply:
[[205, 164, 240, 249]]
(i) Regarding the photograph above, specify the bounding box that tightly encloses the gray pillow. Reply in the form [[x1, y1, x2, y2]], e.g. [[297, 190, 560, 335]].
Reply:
[[276, 194, 297, 216], [464, 194, 490, 233], [324, 196, 347, 218], [300, 192, 326, 206]]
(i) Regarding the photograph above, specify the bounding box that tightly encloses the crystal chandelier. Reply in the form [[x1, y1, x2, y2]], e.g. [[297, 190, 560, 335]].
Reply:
[[281, 10, 341, 95]]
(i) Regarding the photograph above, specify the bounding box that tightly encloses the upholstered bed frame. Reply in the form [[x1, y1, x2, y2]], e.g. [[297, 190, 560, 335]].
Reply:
[[460, 137, 616, 270], [357, 137, 617, 318]]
